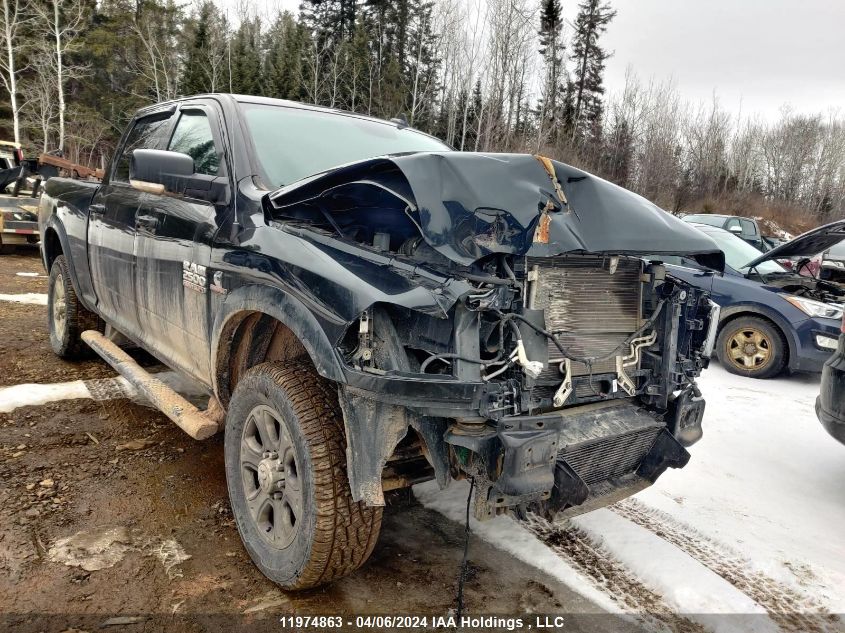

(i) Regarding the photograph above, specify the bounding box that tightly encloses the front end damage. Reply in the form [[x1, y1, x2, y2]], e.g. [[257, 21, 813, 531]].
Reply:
[[264, 152, 723, 522]]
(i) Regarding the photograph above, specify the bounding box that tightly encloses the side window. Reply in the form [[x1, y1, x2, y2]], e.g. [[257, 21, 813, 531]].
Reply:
[[740, 219, 757, 236], [112, 114, 172, 183], [168, 111, 219, 176]]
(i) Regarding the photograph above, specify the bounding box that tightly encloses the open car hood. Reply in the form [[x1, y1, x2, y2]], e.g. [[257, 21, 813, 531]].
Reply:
[[744, 219, 845, 269], [264, 152, 725, 272]]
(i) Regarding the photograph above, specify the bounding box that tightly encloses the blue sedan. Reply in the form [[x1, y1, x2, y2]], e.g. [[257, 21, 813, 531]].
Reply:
[[657, 222, 845, 379]]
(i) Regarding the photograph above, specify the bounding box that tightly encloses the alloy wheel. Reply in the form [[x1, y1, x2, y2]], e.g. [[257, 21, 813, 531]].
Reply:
[[52, 273, 67, 337], [239, 404, 302, 549]]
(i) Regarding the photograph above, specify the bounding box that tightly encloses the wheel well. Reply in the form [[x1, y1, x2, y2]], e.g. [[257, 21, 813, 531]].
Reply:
[[215, 311, 311, 407], [43, 228, 62, 270], [718, 311, 790, 363]]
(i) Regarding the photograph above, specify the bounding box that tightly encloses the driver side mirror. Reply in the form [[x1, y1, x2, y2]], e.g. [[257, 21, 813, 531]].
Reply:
[[728, 225, 743, 234], [129, 149, 226, 204]]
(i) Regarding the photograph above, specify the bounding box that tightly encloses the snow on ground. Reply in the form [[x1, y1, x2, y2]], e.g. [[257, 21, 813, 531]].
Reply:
[[0, 292, 48, 305], [0, 371, 208, 413], [416, 363, 845, 625], [635, 364, 845, 611], [0, 380, 92, 413]]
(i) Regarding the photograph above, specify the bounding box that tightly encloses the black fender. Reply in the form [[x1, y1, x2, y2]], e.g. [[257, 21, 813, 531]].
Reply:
[[210, 283, 347, 403], [41, 215, 97, 313], [718, 303, 798, 369]]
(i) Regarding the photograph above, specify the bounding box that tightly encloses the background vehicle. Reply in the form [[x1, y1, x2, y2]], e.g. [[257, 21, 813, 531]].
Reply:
[[682, 213, 773, 251], [0, 141, 26, 191], [817, 313, 845, 445], [39, 94, 720, 590], [819, 240, 845, 284], [658, 222, 845, 379], [0, 199, 40, 253]]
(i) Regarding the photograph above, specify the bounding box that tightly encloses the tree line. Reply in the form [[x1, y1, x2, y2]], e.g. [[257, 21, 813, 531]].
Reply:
[[1, 0, 843, 230]]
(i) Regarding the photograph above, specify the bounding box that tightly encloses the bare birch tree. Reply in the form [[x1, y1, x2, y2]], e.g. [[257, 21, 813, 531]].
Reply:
[[0, 0, 29, 144], [31, 0, 87, 151]]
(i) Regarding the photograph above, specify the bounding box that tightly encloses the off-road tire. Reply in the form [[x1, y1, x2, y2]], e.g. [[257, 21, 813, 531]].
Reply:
[[48, 255, 97, 359], [716, 316, 787, 379], [224, 361, 383, 590]]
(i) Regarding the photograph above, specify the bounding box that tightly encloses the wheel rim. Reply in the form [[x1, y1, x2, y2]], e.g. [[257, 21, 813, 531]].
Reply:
[[726, 327, 772, 370], [239, 404, 302, 549], [52, 273, 67, 337]]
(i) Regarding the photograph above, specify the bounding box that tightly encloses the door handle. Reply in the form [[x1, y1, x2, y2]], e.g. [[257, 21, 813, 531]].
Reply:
[[136, 214, 159, 232], [90, 203, 106, 216]]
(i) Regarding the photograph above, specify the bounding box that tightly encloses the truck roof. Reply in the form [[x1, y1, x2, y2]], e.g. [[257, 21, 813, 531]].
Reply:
[[136, 93, 426, 137]]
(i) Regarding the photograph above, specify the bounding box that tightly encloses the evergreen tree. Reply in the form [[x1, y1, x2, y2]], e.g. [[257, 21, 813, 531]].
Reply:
[[230, 16, 263, 95], [300, 0, 358, 47], [568, 0, 616, 142], [182, 2, 213, 95], [537, 0, 566, 142], [264, 11, 302, 100]]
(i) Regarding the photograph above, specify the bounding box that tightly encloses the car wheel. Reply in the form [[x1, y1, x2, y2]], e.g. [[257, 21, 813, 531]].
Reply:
[[224, 361, 383, 590], [716, 316, 787, 379], [48, 255, 97, 359]]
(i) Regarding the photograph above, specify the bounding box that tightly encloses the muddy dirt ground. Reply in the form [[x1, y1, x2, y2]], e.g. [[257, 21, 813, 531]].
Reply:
[[0, 249, 639, 632]]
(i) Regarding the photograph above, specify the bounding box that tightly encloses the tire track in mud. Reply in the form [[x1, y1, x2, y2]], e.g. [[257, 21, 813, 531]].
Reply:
[[612, 499, 842, 633], [522, 516, 708, 633]]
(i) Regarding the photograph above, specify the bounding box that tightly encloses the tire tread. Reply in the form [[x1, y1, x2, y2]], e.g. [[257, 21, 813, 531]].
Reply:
[[237, 361, 382, 589]]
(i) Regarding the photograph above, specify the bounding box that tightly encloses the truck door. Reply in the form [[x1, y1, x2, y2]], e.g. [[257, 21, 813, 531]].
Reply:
[[88, 110, 174, 335], [133, 103, 230, 380]]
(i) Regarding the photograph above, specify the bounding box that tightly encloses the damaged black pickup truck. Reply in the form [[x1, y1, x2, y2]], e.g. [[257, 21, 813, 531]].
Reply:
[[38, 94, 723, 589]]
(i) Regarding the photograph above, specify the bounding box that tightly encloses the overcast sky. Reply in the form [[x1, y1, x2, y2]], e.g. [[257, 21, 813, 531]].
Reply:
[[267, 0, 843, 122], [564, 0, 845, 121]]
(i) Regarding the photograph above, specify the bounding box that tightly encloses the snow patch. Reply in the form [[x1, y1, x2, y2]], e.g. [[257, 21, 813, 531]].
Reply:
[[0, 372, 207, 413], [0, 292, 48, 305], [152, 539, 191, 579], [48, 526, 133, 571], [0, 380, 92, 413], [48, 527, 191, 579], [572, 510, 777, 633]]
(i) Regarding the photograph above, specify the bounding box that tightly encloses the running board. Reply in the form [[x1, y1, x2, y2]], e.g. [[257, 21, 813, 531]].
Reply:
[[81, 330, 220, 440]]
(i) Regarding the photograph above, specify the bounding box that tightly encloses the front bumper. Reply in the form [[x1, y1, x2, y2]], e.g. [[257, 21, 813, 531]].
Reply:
[[790, 317, 842, 373], [816, 334, 845, 445], [450, 399, 693, 520]]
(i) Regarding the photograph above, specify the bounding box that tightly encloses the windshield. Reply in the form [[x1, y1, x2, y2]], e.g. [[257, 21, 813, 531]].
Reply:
[[239, 103, 451, 188], [826, 240, 845, 259], [703, 228, 785, 274]]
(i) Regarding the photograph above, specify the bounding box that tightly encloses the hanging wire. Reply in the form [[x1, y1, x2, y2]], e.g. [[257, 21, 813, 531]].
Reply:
[[455, 477, 475, 620]]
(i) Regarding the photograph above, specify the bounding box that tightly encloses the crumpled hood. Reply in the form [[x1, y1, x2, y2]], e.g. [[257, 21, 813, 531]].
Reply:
[[265, 152, 725, 272], [744, 219, 845, 268]]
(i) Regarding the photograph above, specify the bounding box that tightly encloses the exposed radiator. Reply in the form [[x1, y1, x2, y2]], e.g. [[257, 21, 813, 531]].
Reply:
[[528, 256, 643, 377], [559, 424, 662, 485]]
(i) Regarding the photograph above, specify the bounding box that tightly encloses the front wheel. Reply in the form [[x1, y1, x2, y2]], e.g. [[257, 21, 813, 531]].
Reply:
[[716, 316, 787, 379], [224, 361, 382, 590], [48, 255, 97, 359]]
